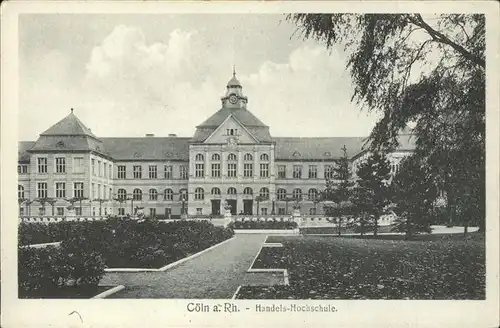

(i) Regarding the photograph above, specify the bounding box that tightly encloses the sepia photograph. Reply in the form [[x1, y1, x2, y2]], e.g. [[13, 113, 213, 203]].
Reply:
[[2, 2, 499, 327]]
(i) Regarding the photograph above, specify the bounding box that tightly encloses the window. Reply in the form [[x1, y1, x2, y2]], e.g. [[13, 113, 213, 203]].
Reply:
[[38, 157, 48, 174], [133, 189, 142, 201], [212, 153, 220, 161], [211, 187, 221, 195], [195, 163, 205, 178], [98, 184, 101, 199], [73, 157, 84, 173], [150, 208, 156, 218], [196, 208, 203, 215], [292, 188, 302, 200], [75, 207, 82, 216], [259, 187, 269, 199], [293, 165, 302, 179], [39, 207, 46, 216], [103, 163, 107, 177], [55, 182, 66, 198], [19, 207, 25, 216], [228, 153, 237, 161], [278, 208, 286, 215], [261, 208, 268, 215], [118, 208, 125, 216], [309, 208, 317, 215], [260, 164, 269, 178], [308, 165, 318, 179], [92, 159, 96, 175], [260, 154, 269, 161], [180, 165, 188, 179], [18, 164, 28, 174], [244, 153, 253, 161], [227, 129, 237, 136], [133, 165, 142, 179], [243, 187, 253, 195], [227, 163, 237, 178], [148, 165, 158, 179], [117, 189, 127, 200], [227, 187, 237, 196], [244, 163, 253, 177], [179, 189, 188, 201], [164, 189, 173, 201], [74, 182, 84, 198], [55, 157, 66, 173], [109, 165, 112, 178], [195, 188, 204, 200], [18, 185, 24, 199], [278, 165, 286, 179], [92, 183, 96, 199], [211, 163, 221, 177], [308, 188, 318, 201], [165, 208, 172, 217], [195, 153, 204, 161], [118, 165, 126, 179], [149, 188, 158, 201], [324, 165, 333, 179], [164, 165, 173, 179], [98, 160, 102, 176], [109, 188, 112, 200], [57, 207, 65, 216], [277, 188, 287, 200]]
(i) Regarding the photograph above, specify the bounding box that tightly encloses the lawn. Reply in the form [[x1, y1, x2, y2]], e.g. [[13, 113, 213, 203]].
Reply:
[[236, 233, 485, 299]]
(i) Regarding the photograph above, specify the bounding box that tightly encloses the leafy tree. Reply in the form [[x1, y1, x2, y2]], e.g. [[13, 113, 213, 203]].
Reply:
[[287, 14, 485, 233], [322, 145, 354, 235], [391, 156, 438, 239], [351, 152, 392, 235]]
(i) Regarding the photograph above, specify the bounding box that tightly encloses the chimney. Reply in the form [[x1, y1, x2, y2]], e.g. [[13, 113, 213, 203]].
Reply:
[[168, 134, 177, 137], [145, 133, 155, 137]]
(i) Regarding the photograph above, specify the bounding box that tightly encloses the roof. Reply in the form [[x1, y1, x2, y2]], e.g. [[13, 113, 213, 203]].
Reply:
[[18, 141, 35, 162], [227, 75, 242, 87], [100, 137, 191, 161], [40, 110, 98, 138], [273, 137, 368, 161], [193, 108, 272, 142]]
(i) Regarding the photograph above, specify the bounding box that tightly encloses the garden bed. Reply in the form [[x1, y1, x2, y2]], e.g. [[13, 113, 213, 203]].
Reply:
[[252, 246, 287, 270], [299, 225, 393, 235], [228, 220, 297, 230], [236, 235, 485, 300]]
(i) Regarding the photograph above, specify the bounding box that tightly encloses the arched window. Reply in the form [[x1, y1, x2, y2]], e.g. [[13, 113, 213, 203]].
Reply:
[[195, 154, 204, 161], [211, 187, 221, 195], [227, 187, 237, 195], [260, 153, 269, 161], [277, 188, 287, 200], [164, 189, 173, 201], [292, 188, 302, 200], [18, 185, 24, 199], [228, 153, 237, 161], [195, 188, 204, 200], [308, 188, 318, 201], [212, 153, 220, 161], [244, 153, 253, 161], [133, 188, 142, 201], [118, 189, 127, 200], [243, 187, 253, 195], [259, 187, 269, 199], [149, 188, 158, 201], [179, 188, 188, 201]]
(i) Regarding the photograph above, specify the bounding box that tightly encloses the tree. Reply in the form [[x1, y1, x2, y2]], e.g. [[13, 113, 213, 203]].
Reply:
[[351, 151, 392, 235], [322, 145, 355, 235], [391, 156, 438, 239], [288, 14, 485, 233]]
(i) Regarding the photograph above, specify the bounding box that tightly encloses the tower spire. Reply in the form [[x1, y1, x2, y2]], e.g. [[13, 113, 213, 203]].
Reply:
[[233, 65, 236, 77]]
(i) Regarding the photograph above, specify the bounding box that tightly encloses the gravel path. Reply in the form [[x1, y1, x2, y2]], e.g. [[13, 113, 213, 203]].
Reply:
[[101, 234, 283, 298]]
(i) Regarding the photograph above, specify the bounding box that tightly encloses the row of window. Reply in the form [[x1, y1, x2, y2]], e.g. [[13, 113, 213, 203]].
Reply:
[[195, 163, 269, 178], [278, 165, 333, 179], [113, 187, 320, 202], [20, 182, 85, 199], [35, 157, 86, 174], [91, 158, 112, 178], [117, 165, 188, 180], [194, 153, 269, 162]]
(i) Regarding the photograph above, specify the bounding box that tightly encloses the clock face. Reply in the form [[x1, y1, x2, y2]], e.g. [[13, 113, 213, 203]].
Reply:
[[229, 95, 238, 104]]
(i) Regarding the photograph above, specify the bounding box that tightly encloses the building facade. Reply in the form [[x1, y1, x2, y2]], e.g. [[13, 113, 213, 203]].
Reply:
[[17, 73, 414, 218]]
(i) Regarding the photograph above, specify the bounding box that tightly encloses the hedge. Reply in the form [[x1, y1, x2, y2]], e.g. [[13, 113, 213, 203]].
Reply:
[[228, 220, 298, 230]]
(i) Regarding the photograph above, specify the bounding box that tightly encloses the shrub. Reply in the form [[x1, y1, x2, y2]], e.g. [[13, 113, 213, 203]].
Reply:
[[228, 220, 298, 230]]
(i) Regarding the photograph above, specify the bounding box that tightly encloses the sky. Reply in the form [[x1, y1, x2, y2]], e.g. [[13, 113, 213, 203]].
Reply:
[[18, 14, 380, 141]]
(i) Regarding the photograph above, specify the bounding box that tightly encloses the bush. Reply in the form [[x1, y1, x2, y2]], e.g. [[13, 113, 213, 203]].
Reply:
[[228, 219, 298, 230]]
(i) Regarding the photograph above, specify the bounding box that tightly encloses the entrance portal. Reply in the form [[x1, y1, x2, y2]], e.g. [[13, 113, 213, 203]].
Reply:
[[211, 199, 221, 216], [226, 199, 237, 215], [243, 200, 253, 215]]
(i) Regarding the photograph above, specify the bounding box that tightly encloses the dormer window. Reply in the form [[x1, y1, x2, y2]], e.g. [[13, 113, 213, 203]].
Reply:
[[226, 128, 238, 136]]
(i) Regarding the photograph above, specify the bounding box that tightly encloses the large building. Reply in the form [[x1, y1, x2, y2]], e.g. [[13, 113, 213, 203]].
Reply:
[[17, 73, 415, 218]]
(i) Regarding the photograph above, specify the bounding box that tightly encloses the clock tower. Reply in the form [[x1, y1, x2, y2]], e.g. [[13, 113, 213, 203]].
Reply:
[[221, 67, 248, 109]]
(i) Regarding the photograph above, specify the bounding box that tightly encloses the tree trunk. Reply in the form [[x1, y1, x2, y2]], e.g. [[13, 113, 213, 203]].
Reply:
[[337, 217, 341, 236], [373, 213, 378, 236], [464, 221, 468, 238]]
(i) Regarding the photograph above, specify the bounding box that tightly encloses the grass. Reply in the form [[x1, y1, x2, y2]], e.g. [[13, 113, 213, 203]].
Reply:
[[19, 285, 114, 299], [237, 233, 485, 300], [252, 246, 287, 269]]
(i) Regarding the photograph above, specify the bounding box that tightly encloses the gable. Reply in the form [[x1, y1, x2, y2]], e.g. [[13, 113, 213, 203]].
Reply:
[[203, 115, 258, 144]]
